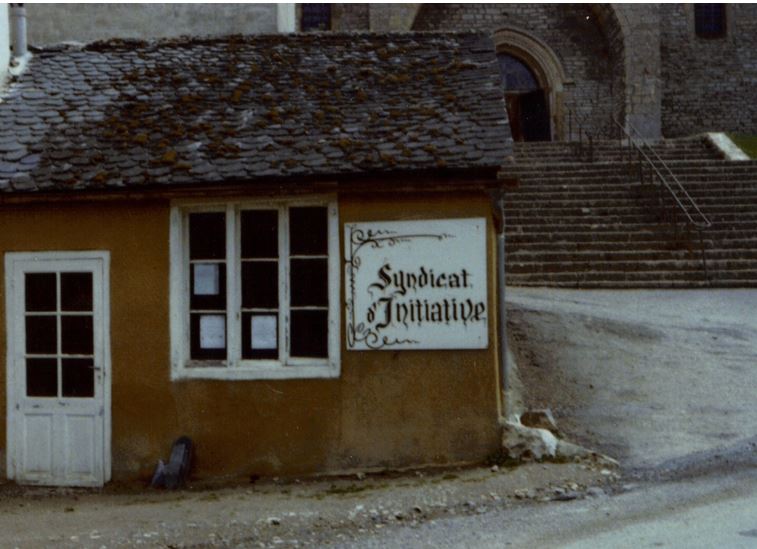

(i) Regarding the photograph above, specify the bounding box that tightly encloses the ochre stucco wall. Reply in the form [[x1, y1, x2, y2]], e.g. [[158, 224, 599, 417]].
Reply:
[[0, 190, 502, 481]]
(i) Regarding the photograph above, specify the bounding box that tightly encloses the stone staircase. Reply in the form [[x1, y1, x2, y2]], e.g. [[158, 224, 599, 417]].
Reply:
[[501, 137, 757, 287]]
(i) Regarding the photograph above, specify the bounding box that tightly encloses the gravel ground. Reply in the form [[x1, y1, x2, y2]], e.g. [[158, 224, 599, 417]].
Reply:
[[507, 288, 757, 472], [0, 460, 618, 548]]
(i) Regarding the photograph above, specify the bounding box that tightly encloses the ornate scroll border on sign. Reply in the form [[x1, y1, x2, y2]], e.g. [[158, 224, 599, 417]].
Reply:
[[344, 218, 488, 351]]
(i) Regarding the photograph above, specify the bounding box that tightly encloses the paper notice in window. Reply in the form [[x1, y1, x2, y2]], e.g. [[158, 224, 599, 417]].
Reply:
[[199, 315, 225, 349], [251, 315, 277, 349], [194, 264, 220, 296]]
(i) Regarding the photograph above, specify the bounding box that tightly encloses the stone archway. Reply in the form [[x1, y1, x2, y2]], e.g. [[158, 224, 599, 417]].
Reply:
[[405, 3, 660, 140], [493, 26, 567, 141]]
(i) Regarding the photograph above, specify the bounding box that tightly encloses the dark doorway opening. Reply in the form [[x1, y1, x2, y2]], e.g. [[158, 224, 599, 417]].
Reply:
[[498, 54, 551, 142]]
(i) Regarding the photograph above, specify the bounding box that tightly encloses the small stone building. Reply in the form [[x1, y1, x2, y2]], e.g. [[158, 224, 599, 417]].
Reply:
[[0, 32, 512, 486]]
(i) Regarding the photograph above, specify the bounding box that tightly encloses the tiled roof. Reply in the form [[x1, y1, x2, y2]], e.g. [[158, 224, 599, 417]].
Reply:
[[0, 32, 511, 194]]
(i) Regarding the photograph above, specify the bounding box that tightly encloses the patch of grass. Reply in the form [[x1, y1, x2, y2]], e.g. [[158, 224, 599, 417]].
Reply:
[[324, 483, 369, 496], [728, 133, 757, 158]]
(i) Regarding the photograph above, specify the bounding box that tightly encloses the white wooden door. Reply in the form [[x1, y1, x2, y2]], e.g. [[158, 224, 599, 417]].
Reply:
[[5, 252, 110, 487]]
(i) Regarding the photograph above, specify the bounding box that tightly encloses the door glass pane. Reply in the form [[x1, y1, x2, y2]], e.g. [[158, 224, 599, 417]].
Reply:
[[242, 261, 278, 309], [61, 272, 93, 312], [290, 310, 328, 358], [25, 315, 57, 354], [289, 207, 327, 255], [241, 210, 278, 258], [25, 273, 56, 312], [61, 315, 93, 355], [189, 212, 226, 260], [62, 358, 94, 397], [26, 358, 57, 397]]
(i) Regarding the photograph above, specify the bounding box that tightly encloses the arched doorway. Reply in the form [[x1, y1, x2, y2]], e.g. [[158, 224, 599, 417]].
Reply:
[[493, 26, 567, 142], [498, 54, 550, 142]]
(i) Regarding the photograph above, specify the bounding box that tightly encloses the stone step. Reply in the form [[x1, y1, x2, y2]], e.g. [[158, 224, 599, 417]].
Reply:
[[505, 208, 757, 224], [504, 238, 757, 252], [504, 159, 757, 170], [512, 153, 723, 164], [505, 259, 753, 275], [505, 203, 757, 216], [507, 248, 757, 263], [504, 278, 757, 289], [504, 168, 757, 180], [506, 266, 757, 281], [504, 190, 757, 202], [506, 267, 757, 281], [505, 228, 757, 243]]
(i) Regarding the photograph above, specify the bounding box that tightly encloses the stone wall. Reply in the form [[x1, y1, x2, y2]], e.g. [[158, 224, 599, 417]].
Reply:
[[603, 5, 661, 139], [26, 4, 278, 45], [660, 4, 757, 137], [332, 4, 371, 31], [412, 4, 622, 140]]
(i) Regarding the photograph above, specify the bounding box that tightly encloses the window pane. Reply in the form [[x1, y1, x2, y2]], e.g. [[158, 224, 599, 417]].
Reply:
[[25, 273, 56, 312], [301, 3, 331, 31], [695, 4, 726, 37], [190, 263, 226, 310], [290, 258, 328, 307], [26, 315, 57, 354], [62, 358, 94, 398], [61, 315, 93, 355], [26, 358, 57, 397], [290, 310, 328, 358], [289, 207, 328, 255], [189, 212, 226, 260], [241, 210, 278, 259], [242, 313, 278, 360], [242, 261, 278, 309], [61, 272, 92, 312], [190, 313, 227, 360], [498, 54, 539, 92]]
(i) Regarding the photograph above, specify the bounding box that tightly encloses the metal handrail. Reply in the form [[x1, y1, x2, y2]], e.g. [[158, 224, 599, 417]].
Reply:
[[567, 107, 594, 161], [611, 117, 711, 230]]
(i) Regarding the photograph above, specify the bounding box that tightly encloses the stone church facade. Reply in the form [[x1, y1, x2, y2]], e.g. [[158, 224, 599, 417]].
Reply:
[[382, 3, 757, 141], [25, 3, 757, 141]]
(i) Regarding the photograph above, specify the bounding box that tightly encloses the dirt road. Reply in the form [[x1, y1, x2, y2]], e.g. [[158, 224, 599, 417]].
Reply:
[[0, 461, 616, 548], [507, 288, 757, 473]]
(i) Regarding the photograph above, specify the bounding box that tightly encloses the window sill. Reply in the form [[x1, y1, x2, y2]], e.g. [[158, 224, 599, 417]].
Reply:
[[172, 361, 340, 381]]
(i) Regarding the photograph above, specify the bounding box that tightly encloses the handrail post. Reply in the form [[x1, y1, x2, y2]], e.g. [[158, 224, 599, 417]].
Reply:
[[589, 134, 593, 163], [639, 151, 643, 185], [698, 228, 710, 285]]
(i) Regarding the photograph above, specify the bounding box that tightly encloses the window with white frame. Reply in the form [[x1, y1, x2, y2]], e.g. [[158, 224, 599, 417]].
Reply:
[[170, 198, 340, 380]]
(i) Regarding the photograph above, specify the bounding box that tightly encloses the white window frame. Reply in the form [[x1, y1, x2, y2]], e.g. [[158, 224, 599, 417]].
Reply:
[[170, 196, 340, 380]]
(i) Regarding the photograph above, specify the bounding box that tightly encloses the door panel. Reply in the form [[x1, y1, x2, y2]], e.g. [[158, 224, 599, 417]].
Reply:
[[21, 414, 54, 478], [6, 253, 110, 487], [64, 414, 97, 479]]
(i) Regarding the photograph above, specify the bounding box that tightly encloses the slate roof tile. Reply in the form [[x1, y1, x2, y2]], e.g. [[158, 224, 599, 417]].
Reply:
[[0, 32, 511, 194]]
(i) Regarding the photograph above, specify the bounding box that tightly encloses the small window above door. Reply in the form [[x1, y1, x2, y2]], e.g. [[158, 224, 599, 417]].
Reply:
[[695, 4, 727, 39]]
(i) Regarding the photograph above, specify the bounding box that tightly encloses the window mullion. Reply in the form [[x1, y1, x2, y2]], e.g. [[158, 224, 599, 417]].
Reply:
[[280, 205, 290, 365], [55, 272, 62, 399], [181, 209, 191, 366], [328, 201, 339, 368], [226, 204, 240, 367]]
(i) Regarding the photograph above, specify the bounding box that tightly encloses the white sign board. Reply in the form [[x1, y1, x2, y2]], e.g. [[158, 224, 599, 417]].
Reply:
[[345, 218, 488, 350]]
